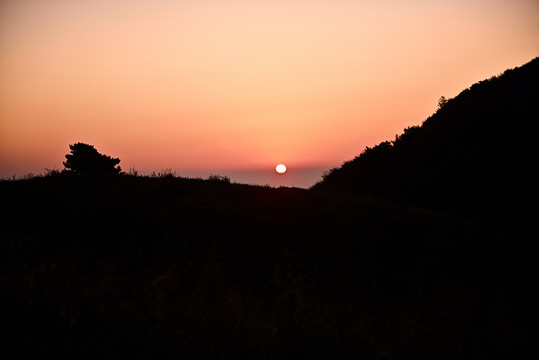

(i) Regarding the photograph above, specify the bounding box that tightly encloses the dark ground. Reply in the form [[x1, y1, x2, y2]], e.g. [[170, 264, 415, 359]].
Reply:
[[1, 173, 537, 358]]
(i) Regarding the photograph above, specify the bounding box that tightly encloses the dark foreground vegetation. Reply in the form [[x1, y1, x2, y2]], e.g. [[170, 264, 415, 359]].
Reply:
[[2, 58, 538, 358]]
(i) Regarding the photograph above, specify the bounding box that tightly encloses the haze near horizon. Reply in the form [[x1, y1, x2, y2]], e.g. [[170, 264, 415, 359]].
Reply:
[[1, 0, 538, 186]]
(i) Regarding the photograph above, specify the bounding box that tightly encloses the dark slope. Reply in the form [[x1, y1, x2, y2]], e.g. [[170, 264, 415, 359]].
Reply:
[[2, 175, 495, 359], [313, 57, 539, 216]]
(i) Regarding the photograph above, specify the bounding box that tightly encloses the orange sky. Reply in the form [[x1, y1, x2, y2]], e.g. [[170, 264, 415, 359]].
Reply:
[[1, 0, 538, 185]]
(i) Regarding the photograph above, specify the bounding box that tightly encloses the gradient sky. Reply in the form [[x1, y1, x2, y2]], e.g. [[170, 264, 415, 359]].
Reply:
[[1, 0, 538, 186]]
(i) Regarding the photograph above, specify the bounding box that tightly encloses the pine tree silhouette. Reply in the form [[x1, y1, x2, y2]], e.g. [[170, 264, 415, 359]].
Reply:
[[63, 142, 121, 175]]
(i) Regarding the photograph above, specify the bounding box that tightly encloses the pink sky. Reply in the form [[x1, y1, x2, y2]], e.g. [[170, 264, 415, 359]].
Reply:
[[1, 0, 538, 186]]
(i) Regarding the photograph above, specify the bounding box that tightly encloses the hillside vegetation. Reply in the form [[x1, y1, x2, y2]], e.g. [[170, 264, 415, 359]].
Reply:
[[314, 57, 539, 218], [2, 58, 538, 359]]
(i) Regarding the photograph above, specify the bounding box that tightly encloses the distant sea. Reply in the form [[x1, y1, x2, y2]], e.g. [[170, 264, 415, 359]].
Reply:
[[2, 165, 330, 189], [179, 166, 330, 189]]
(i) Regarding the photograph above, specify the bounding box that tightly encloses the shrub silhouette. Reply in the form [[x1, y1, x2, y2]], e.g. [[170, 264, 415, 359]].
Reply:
[[63, 142, 121, 175], [208, 174, 231, 183]]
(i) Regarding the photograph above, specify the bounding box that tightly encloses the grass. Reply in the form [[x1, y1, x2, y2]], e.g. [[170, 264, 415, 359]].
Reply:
[[1, 174, 536, 358]]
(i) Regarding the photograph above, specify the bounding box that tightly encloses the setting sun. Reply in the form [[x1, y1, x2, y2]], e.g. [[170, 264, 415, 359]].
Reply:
[[276, 164, 287, 174]]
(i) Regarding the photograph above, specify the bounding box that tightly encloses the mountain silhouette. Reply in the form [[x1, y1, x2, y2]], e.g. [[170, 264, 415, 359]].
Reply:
[[314, 57, 539, 216]]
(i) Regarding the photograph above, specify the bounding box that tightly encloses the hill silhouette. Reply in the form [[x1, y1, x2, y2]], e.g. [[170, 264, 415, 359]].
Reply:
[[1, 59, 538, 359], [314, 57, 539, 217]]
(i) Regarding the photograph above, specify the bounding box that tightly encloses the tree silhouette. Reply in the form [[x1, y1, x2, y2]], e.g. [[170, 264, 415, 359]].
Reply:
[[437, 96, 448, 109], [63, 142, 121, 175]]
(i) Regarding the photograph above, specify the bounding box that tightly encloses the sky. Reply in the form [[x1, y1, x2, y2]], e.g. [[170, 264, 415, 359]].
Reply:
[[1, 0, 538, 187]]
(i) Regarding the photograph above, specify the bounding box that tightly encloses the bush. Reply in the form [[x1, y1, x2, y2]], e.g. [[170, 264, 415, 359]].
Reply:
[[208, 174, 231, 183]]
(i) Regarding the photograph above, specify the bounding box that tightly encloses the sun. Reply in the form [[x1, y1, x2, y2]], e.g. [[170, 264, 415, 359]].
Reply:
[[275, 164, 287, 174]]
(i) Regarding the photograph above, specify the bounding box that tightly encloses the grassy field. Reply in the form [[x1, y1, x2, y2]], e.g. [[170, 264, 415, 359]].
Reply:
[[2, 173, 536, 358]]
